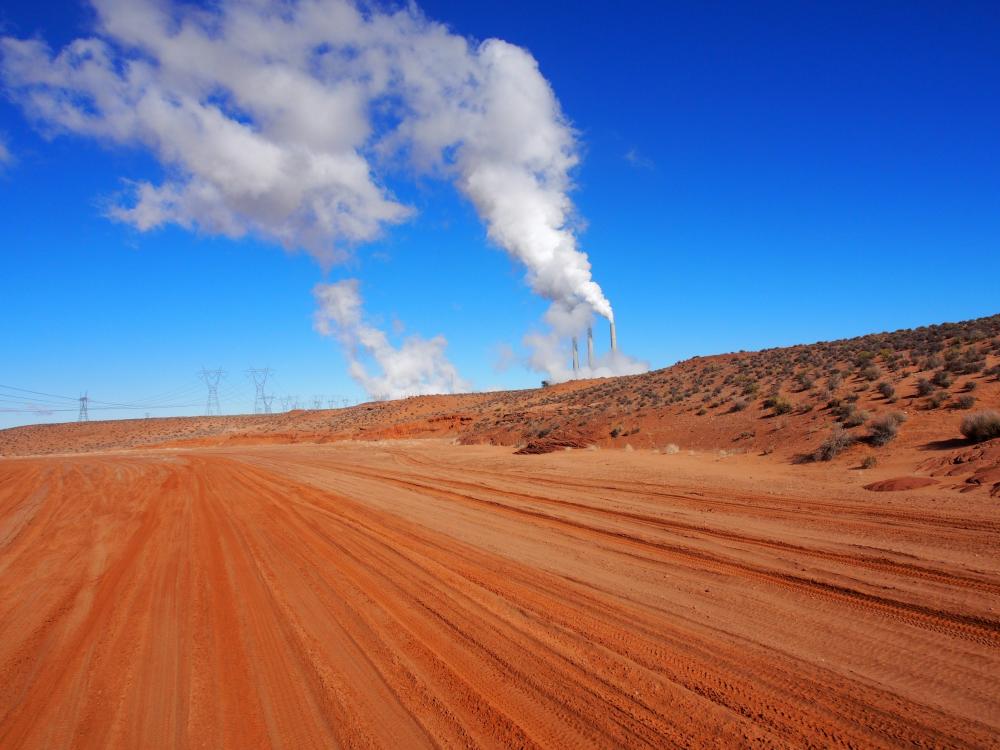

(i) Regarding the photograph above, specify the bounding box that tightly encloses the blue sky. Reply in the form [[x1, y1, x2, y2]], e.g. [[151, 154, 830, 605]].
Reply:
[[1, 1, 998, 427]]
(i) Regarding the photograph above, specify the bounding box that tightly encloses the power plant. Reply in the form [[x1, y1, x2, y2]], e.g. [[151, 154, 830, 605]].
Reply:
[[572, 321, 617, 374]]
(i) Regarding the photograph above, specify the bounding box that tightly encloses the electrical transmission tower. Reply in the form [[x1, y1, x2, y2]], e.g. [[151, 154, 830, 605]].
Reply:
[[262, 394, 275, 414], [312, 395, 323, 410], [77, 392, 89, 422], [199, 368, 225, 416], [247, 367, 274, 414]]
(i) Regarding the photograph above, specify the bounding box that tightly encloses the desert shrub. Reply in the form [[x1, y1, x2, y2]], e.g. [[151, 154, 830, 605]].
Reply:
[[956, 395, 976, 410], [960, 411, 1000, 442], [842, 407, 869, 428], [662, 443, 680, 455], [861, 365, 881, 382], [877, 381, 895, 400], [696, 407, 707, 416], [927, 392, 948, 409], [730, 398, 749, 412], [814, 427, 856, 461], [963, 380, 978, 392], [610, 426, 623, 438], [764, 395, 792, 415], [868, 411, 906, 446], [932, 369, 954, 388], [916, 377, 936, 396], [861, 455, 878, 469], [827, 372, 843, 390]]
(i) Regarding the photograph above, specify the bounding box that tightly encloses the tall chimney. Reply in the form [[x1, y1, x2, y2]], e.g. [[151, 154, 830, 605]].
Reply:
[[572, 336, 580, 373], [587, 326, 595, 368], [609, 320, 618, 352]]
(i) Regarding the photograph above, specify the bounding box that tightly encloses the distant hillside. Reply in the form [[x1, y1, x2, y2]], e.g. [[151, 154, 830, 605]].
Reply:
[[3, 313, 999, 493]]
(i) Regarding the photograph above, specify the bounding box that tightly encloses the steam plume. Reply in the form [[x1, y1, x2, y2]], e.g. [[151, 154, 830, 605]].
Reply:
[[314, 280, 467, 399]]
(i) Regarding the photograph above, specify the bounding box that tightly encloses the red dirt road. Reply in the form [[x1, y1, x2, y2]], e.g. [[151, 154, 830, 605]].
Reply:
[[1, 440, 998, 748]]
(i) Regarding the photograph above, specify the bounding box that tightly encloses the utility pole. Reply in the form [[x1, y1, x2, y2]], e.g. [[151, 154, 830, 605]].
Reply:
[[199, 367, 224, 416], [77, 392, 89, 422], [247, 367, 273, 414]]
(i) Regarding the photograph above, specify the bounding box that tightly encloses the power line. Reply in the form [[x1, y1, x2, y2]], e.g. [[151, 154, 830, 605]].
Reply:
[[247, 367, 273, 414], [199, 367, 225, 416]]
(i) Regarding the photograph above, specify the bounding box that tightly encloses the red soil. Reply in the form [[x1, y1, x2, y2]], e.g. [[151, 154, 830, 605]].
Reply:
[[864, 476, 938, 492], [1, 440, 998, 748]]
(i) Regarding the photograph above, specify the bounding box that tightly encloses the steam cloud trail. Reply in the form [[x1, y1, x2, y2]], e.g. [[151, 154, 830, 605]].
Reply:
[[1, 0, 646, 389], [314, 280, 468, 399]]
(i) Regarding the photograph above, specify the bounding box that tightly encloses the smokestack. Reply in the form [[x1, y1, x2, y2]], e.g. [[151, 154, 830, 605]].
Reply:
[[587, 326, 594, 368], [609, 320, 617, 353], [572, 336, 580, 373]]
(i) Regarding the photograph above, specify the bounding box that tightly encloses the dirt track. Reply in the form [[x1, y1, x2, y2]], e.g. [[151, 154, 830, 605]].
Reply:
[[1, 440, 998, 748]]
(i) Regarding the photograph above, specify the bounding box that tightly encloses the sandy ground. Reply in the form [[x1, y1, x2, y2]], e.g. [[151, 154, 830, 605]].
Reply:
[[1, 439, 997, 748]]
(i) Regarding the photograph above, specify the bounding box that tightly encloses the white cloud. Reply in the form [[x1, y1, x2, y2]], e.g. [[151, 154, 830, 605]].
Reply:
[[314, 279, 468, 399], [0, 135, 10, 166], [1, 0, 645, 382], [624, 147, 654, 170]]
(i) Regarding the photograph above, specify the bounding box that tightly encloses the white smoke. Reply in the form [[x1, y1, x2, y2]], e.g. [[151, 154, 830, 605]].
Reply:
[[525, 329, 648, 383], [314, 279, 467, 399], [1, 0, 645, 383]]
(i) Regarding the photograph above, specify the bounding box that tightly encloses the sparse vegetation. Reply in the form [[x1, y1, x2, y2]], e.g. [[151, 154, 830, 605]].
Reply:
[[861, 365, 881, 382], [868, 412, 906, 447], [814, 426, 856, 462], [861, 455, 878, 469], [876, 381, 895, 400], [932, 369, 954, 388], [842, 408, 869, 428], [764, 396, 793, 415], [960, 411, 1000, 443], [956, 395, 976, 410], [927, 392, 948, 409]]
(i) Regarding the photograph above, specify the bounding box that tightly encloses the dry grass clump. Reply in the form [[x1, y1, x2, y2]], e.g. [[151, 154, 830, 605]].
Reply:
[[814, 426, 856, 461], [868, 411, 906, 447], [960, 411, 1000, 443]]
